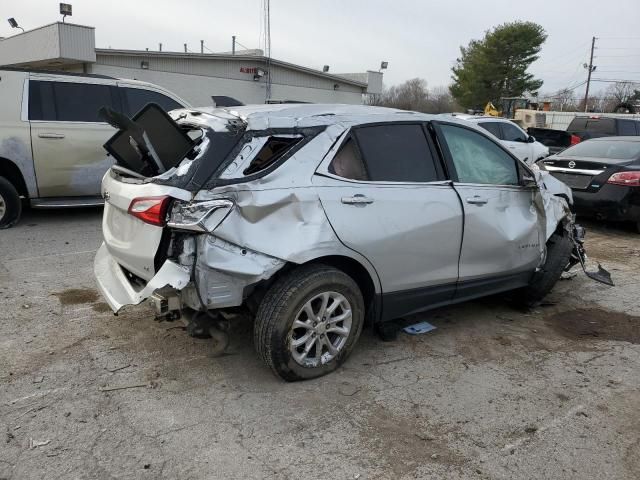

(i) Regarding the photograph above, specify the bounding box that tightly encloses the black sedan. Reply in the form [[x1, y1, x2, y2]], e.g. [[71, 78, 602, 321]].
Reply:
[[536, 136, 640, 232]]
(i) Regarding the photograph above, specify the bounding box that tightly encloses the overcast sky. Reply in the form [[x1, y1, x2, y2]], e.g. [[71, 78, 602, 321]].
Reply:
[[3, 0, 640, 95]]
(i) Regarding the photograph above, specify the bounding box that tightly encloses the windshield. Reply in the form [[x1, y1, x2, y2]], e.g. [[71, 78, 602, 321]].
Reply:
[[560, 139, 640, 160]]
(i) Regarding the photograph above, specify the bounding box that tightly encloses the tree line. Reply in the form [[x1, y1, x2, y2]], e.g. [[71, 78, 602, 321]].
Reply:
[[372, 21, 639, 114]]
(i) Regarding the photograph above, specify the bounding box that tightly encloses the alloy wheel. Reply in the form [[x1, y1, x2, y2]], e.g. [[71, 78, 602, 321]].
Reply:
[[289, 291, 352, 367]]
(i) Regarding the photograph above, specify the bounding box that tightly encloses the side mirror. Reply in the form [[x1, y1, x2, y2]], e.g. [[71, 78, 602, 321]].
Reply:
[[527, 135, 536, 143], [521, 173, 537, 188]]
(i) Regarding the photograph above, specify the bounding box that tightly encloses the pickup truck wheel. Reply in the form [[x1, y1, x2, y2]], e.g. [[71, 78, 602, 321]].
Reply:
[[254, 264, 364, 381], [0, 176, 22, 229], [515, 231, 572, 308]]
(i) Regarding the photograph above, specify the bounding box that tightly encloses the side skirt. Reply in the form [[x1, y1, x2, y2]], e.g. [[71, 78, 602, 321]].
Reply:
[[379, 271, 534, 323]]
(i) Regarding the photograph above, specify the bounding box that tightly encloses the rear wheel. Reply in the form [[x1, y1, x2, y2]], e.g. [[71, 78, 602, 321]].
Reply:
[[254, 264, 364, 381], [515, 231, 573, 307], [0, 176, 22, 229]]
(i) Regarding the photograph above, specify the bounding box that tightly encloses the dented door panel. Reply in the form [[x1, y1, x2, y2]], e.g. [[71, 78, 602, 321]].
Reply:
[[454, 184, 541, 282]]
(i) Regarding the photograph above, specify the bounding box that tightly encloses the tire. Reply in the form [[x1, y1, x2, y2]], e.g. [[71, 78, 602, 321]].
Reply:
[[254, 264, 365, 381], [515, 231, 573, 307], [0, 176, 22, 229]]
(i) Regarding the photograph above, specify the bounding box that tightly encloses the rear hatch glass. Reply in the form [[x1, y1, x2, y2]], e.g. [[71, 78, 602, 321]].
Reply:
[[101, 105, 246, 191]]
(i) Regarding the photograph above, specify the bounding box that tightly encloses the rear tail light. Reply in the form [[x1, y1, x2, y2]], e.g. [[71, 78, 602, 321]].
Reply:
[[168, 199, 233, 232], [607, 171, 640, 187], [570, 134, 581, 145], [128, 196, 172, 226]]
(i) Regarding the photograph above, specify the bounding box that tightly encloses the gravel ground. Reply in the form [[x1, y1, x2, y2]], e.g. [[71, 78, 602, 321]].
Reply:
[[1, 208, 639, 480]]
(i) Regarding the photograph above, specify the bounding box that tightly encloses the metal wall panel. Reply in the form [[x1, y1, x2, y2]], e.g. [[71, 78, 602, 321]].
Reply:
[[0, 22, 95, 67], [90, 64, 365, 106], [95, 52, 364, 94], [58, 23, 96, 62]]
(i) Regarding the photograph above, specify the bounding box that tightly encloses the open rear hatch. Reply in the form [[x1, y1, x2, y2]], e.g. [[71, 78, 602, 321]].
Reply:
[[95, 104, 244, 311]]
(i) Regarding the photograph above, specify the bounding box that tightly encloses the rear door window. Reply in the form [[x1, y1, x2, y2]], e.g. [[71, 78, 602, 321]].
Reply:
[[29, 80, 116, 122], [438, 124, 519, 185], [328, 137, 368, 181], [54, 82, 116, 122], [618, 120, 637, 136], [29, 81, 56, 120], [352, 124, 440, 182], [478, 122, 503, 139], [501, 122, 528, 142], [123, 88, 182, 115]]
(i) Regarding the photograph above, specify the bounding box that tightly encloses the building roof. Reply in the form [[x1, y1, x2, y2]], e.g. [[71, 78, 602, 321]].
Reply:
[[95, 49, 369, 88]]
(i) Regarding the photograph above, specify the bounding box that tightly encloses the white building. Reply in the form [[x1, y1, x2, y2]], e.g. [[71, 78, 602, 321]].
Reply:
[[0, 22, 383, 106]]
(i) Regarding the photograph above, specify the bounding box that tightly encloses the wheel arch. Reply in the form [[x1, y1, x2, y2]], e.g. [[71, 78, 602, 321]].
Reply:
[[0, 157, 29, 198], [260, 253, 382, 324]]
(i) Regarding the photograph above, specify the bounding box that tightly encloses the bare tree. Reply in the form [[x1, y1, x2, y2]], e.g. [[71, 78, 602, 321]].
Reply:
[[425, 86, 462, 113], [551, 88, 578, 112], [607, 82, 637, 104], [373, 79, 461, 113]]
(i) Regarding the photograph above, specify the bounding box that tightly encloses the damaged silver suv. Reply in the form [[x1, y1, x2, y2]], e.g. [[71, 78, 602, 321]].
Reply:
[[94, 103, 611, 381]]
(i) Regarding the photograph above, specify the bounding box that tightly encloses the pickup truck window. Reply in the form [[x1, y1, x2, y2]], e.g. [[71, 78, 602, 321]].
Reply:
[[569, 118, 616, 135], [29, 80, 116, 122], [123, 88, 182, 116], [618, 120, 637, 136]]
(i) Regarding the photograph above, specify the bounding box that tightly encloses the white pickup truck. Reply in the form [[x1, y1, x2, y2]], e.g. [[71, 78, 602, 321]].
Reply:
[[0, 68, 189, 228]]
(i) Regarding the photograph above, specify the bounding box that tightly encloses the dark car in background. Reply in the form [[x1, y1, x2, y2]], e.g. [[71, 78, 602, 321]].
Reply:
[[537, 137, 640, 232], [529, 115, 640, 156]]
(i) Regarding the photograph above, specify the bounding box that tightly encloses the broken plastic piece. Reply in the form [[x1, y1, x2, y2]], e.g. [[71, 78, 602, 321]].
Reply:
[[403, 321, 437, 335], [584, 263, 614, 287]]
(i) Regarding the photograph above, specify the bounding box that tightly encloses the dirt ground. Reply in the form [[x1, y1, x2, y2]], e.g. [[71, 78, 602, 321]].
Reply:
[[1, 209, 639, 480]]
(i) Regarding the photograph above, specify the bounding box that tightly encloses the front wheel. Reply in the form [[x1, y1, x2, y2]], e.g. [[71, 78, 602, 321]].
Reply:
[[254, 264, 365, 381], [515, 231, 573, 307], [0, 176, 22, 229]]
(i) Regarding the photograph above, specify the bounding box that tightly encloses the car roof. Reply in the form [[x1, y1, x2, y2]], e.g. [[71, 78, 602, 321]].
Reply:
[[0, 66, 115, 80], [185, 103, 456, 128], [586, 136, 640, 142], [461, 116, 512, 123]]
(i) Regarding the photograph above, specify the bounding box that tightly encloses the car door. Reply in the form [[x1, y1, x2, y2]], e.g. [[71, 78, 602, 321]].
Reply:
[[433, 122, 541, 299], [500, 121, 532, 163], [312, 122, 464, 319], [29, 79, 118, 198]]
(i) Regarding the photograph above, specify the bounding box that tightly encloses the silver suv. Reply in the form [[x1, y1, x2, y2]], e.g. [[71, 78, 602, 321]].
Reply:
[[94, 104, 609, 381]]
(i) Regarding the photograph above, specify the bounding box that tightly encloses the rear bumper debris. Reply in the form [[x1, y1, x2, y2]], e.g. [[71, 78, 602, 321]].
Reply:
[[94, 243, 191, 313]]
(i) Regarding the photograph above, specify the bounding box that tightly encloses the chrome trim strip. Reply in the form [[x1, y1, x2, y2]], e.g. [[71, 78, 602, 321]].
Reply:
[[544, 165, 604, 175]]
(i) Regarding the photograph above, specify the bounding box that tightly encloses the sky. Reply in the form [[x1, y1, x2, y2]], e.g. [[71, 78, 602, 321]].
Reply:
[[3, 0, 640, 97]]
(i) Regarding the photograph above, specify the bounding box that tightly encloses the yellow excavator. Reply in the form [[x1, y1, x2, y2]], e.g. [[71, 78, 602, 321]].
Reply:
[[484, 98, 533, 118]]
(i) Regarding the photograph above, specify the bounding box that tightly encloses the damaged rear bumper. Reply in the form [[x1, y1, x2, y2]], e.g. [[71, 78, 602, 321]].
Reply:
[[94, 243, 191, 313]]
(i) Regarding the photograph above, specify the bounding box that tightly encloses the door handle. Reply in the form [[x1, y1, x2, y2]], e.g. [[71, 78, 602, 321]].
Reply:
[[38, 133, 65, 139], [341, 194, 374, 205], [466, 196, 488, 205]]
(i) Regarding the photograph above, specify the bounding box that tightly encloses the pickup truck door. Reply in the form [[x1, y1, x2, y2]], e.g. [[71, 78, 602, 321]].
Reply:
[[28, 79, 116, 198], [433, 121, 541, 299]]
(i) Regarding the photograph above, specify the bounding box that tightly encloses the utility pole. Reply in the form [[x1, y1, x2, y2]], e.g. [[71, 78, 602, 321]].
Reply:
[[582, 36, 597, 112], [232, 36, 236, 55], [184, 43, 187, 53], [200, 40, 204, 54]]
